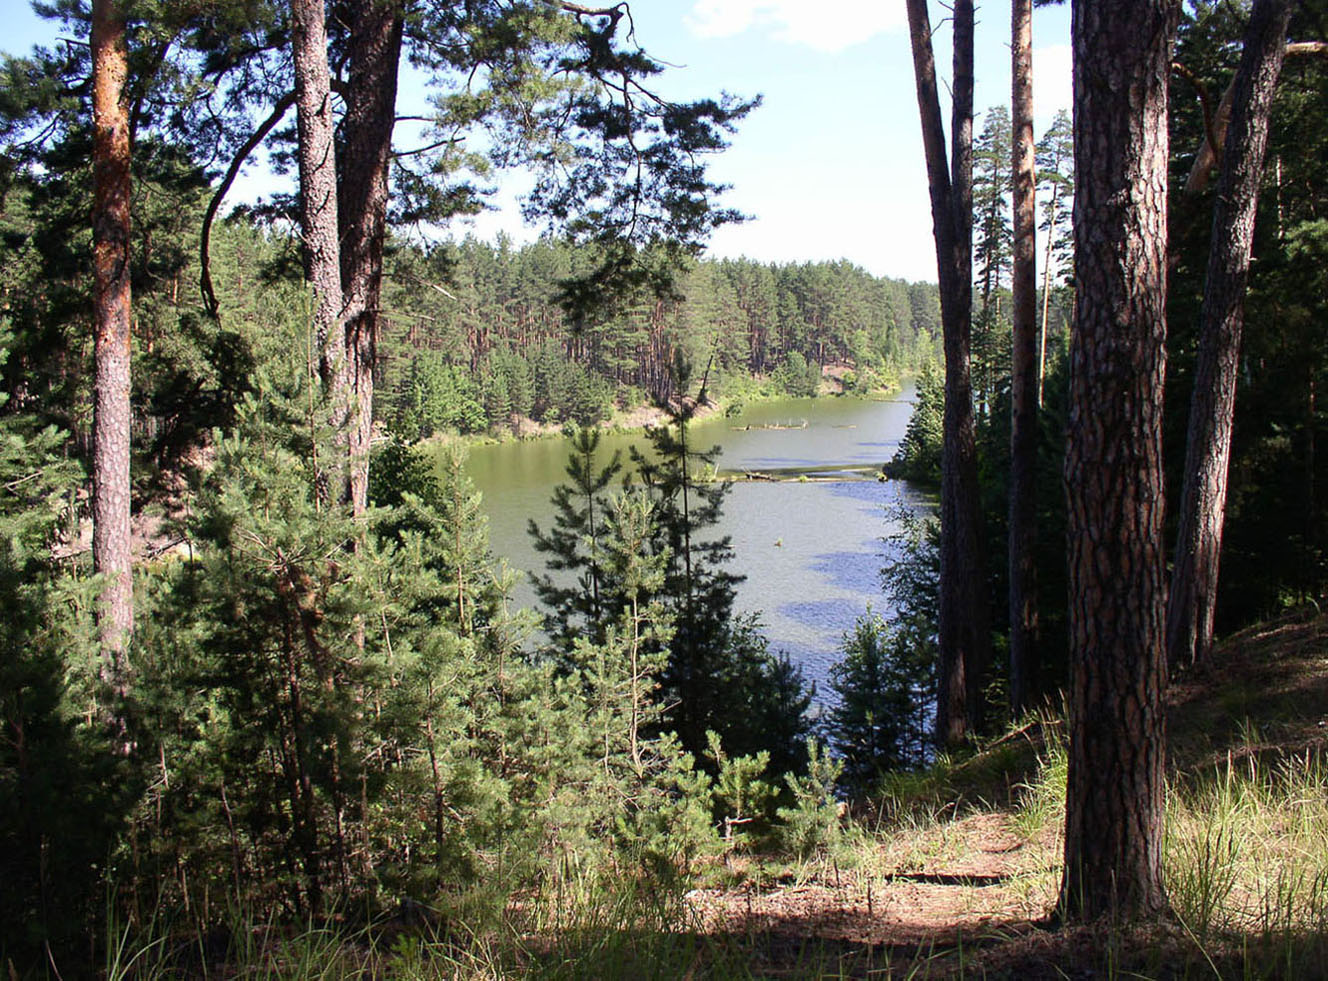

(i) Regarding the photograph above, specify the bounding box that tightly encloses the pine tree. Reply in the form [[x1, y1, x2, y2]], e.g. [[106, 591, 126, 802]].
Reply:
[[1035, 109, 1075, 404], [369, 437, 504, 634], [482, 369, 513, 432], [629, 356, 812, 770], [1061, 0, 1178, 921], [0, 326, 125, 966], [828, 609, 933, 794], [886, 362, 944, 483], [1009, 0, 1040, 717], [174, 383, 372, 914], [529, 427, 626, 652], [630, 359, 738, 754], [972, 106, 1014, 424], [973, 106, 1014, 311], [91, 0, 134, 709], [1168, 0, 1296, 670], [905, 0, 991, 747]]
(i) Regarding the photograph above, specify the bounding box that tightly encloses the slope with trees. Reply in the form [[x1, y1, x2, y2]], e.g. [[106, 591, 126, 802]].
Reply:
[[374, 238, 937, 437]]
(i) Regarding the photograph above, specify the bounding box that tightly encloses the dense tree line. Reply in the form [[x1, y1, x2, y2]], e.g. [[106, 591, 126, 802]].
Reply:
[[379, 237, 939, 436], [0, 170, 940, 454]]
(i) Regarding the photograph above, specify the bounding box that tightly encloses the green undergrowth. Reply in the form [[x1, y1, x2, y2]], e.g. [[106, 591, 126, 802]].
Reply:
[[65, 616, 1328, 978], [91, 879, 902, 980]]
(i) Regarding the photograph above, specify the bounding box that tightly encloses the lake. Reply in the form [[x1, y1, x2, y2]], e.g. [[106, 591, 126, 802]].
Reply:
[[451, 384, 925, 701]]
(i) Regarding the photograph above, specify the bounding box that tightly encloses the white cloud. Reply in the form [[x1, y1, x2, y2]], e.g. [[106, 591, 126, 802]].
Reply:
[[1034, 44, 1073, 119], [685, 0, 904, 54]]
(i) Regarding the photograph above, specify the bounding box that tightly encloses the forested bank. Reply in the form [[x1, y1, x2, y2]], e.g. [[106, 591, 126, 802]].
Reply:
[[1, 179, 940, 449], [378, 239, 938, 437], [887, 0, 1328, 721]]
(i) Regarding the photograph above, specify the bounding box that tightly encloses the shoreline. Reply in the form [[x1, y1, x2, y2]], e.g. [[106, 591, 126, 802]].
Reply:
[[415, 373, 907, 455]]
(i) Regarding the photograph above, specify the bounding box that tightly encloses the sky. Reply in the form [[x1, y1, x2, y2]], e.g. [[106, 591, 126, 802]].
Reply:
[[1, 1, 1074, 284]]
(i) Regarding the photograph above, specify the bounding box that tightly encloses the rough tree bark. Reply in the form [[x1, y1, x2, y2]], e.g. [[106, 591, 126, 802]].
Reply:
[[905, 0, 990, 746], [290, 0, 347, 481], [1167, 0, 1295, 671], [1008, 0, 1039, 716], [91, 0, 134, 695], [1061, 0, 1179, 921], [338, 0, 403, 516]]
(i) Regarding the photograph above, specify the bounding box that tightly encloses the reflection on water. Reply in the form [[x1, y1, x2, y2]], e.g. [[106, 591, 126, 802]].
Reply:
[[454, 385, 923, 702], [808, 548, 887, 594]]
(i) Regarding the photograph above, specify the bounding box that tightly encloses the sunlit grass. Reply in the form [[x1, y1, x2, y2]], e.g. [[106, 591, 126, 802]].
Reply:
[[91, 713, 1328, 978], [1165, 746, 1328, 971]]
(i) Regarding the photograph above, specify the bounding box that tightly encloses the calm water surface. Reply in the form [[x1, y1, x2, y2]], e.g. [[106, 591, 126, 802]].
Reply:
[[452, 384, 924, 699]]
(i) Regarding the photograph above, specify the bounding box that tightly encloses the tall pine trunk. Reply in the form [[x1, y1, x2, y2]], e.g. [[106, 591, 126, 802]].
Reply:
[[1167, 0, 1294, 671], [905, 0, 989, 746], [1061, 0, 1178, 921], [91, 0, 134, 698], [338, 0, 403, 516], [1008, 0, 1039, 716], [1037, 191, 1058, 407], [290, 0, 347, 492]]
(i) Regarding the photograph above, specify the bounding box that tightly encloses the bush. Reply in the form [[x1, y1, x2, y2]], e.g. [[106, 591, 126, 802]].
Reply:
[[775, 740, 845, 859], [773, 350, 821, 398], [398, 353, 485, 437]]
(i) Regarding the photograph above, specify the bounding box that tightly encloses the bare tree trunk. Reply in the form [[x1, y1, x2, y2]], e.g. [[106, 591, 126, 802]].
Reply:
[[1167, 0, 1294, 671], [91, 0, 134, 700], [1009, 0, 1039, 717], [1037, 191, 1057, 407], [1061, 0, 1178, 922], [290, 0, 347, 491], [338, 0, 403, 515], [906, 0, 989, 747]]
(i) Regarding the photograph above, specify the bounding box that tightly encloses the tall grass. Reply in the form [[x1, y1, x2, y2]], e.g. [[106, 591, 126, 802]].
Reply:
[[1165, 747, 1328, 974], [1010, 710, 1068, 840], [1003, 720, 1328, 977], [91, 853, 745, 980]]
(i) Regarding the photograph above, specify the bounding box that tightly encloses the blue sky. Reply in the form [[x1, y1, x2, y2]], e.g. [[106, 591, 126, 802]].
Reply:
[[2, 1, 1073, 283]]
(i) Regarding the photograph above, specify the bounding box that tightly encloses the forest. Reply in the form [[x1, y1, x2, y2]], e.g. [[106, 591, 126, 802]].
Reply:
[[375, 239, 939, 435], [3, 0, 1328, 976]]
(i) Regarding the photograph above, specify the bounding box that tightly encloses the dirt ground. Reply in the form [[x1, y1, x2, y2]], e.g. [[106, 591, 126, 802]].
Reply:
[[676, 612, 1328, 978], [686, 813, 1058, 950]]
